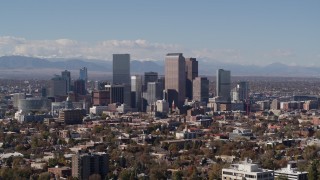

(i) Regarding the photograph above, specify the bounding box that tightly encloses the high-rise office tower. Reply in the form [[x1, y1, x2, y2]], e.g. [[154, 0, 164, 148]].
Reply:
[[144, 72, 158, 91], [158, 76, 165, 95], [113, 54, 131, 107], [232, 81, 249, 102], [185, 58, 198, 100], [72, 152, 108, 180], [238, 81, 249, 101], [61, 70, 71, 93], [145, 82, 163, 106], [49, 75, 67, 97], [74, 79, 86, 95], [92, 90, 110, 106], [165, 53, 186, 109], [113, 54, 130, 84], [216, 69, 231, 103], [105, 84, 125, 104], [79, 67, 88, 90], [79, 67, 88, 82], [131, 75, 142, 110], [193, 77, 209, 103]]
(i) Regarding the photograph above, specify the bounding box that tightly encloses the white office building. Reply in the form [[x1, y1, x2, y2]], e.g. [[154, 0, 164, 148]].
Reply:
[[222, 161, 274, 180], [89, 106, 108, 116], [274, 164, 308, 180]]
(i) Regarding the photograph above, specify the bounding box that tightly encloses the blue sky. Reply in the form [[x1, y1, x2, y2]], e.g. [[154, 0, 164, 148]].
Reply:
[[0, 1, 319, 66]]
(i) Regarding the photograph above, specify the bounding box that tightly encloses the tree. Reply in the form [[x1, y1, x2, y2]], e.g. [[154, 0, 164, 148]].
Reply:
[[184, 141, 192, 150], [168, 143, 179, 154], [0, 167, 14, 179], [93, 125, 103, 134], [31, 136, 39, 149], [188, 166, 199, 179], [303, 145, 319, 161], [150, 167, 167, 180], [41, 130, 50, 139], [12, 156, 25, 168], [101, 113, 107, 120], [38, 172, 51, 180], [314, 130, 320, 139], [119, 169, 135, 180], [172, 171, 183, 180], [240, 149, 257, 161], [308, 160, 319, 180], [16, 166, 32, 179], [297, 161, 308, 172], [48, 158, 59, 167], [5, 156, 13, 167], [208, 164, 222, 180]]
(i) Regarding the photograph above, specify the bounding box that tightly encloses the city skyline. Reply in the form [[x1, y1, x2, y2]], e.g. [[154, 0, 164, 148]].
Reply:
[[0, 1, 319, 66], [1, 1, 320, 179]]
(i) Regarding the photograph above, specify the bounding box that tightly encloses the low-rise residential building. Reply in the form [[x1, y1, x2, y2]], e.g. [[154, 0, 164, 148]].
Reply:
[[229, 128, 254, 140], [48, 166, 72, 179]]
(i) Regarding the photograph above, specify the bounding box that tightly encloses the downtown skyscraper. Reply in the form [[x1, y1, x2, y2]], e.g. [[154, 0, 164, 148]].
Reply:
[[49, 75, 67, 97], [165, 53, 186, 109], [216, 69, 231, 103], [79, 67, 88, 91], [61, 70, 71, 93], [193, 77, 209, 104], [79, 67, 88, 82], [131, 75, 143, 111], [232, 81, 249, 102], [113, 54, 131, 107], [185, 58, 198, 100], [113, 54, 130, 84], [144, 72, 158, 92]]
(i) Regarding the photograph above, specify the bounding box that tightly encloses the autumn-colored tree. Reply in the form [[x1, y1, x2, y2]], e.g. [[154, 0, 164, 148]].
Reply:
[[314, 130, 320, 139], [208, 164, 223, 180], [308, 160, 319, 180], [119, 169, 135, 180], [172, 171, 183, 180], [38, 172, 51, 180], [12, 156, 25, 169], [168, 143, 179, 155], [303, 145, 319, 161]]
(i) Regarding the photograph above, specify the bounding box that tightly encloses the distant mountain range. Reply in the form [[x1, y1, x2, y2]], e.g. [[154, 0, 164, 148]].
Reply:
[[0, 56, 319, 78], [0, 56, 163, 74]]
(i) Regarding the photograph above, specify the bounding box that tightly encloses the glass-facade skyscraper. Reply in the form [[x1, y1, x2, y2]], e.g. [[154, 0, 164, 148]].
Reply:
[[216, 69, 231, 103], [185, 58, 198, 100], [79, 67, 88, 82], [113, 54, 131, 107]]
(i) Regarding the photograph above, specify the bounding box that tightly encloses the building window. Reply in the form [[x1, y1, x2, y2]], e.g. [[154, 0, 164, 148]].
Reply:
[[222, 171, 233, 175], [245, 174, 256, 178]]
